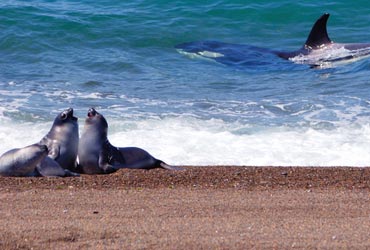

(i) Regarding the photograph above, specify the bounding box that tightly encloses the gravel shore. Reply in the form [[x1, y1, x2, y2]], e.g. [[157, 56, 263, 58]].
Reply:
[[1, 166, 369, 249]]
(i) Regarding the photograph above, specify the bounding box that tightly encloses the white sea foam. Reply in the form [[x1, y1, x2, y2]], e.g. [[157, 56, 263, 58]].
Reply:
[[1, 113, 370, 167], [105, 117, 370, 166], [290, 45, 370, 68], [0, 121, 50, 153]]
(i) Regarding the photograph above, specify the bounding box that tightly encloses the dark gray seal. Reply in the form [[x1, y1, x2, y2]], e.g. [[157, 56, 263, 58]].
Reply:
[[0, 144, 48, 177], [39, 108, 79, 172], [0, 144, 79, 177], [78, 108, 181, 174]]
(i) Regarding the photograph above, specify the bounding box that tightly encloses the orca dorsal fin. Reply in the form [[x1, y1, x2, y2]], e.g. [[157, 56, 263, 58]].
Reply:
[[304, 13, 332, 49]]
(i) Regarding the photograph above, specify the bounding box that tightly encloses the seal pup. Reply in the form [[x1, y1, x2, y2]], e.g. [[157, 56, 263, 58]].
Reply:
[[0, 143, 79, 177], [39, 108, 79, 172], [176, 13, 370, 67], [0, 144, 48, 177], [78, 108, 181, 174]]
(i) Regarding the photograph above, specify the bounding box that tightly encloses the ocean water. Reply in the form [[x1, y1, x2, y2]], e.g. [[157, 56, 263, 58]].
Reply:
[[1, 0, 370, 166]]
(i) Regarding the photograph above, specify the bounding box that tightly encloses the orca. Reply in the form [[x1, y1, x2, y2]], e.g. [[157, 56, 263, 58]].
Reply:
[[176, 13, 370, 68]]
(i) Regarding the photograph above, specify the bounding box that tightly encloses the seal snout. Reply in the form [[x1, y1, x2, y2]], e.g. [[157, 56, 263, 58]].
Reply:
[[39, 144, 49, 153], [87, 108, 97, 118], [67, 107, 78, 121]]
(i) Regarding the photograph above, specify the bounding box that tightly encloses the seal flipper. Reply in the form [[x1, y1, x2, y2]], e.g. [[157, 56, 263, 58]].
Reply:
[[40, 136, 60, 160], [158, 161, 184, 171], [304, 13, 332, 49], [98, 150, 119, 174], [47, 143, 60, 160], [37, 156, 79, 177], [63, 169, 80, 177]]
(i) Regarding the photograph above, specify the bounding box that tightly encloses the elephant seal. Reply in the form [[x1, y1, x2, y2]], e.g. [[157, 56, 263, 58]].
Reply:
[[39, 108, 79, 172], [0, 144, 79, 177], [78, 108, 181, 174], [0, 144, 48, 177]]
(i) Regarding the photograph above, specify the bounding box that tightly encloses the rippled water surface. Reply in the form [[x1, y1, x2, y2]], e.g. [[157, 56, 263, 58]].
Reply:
[[1, 1, 370, 166]]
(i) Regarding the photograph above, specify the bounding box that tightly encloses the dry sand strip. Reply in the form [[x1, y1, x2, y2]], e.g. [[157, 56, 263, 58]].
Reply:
[[0, 166, 369, 249]]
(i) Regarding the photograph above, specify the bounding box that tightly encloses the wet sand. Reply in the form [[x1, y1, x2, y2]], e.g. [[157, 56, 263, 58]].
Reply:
[[0, 166, 369, 249]]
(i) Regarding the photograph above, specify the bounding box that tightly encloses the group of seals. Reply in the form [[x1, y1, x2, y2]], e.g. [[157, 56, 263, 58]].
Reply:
[[0, 108, 178, 177]]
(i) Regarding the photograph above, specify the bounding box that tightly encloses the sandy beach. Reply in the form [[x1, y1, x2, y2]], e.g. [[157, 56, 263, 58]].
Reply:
[[0, 166, 369, 249]]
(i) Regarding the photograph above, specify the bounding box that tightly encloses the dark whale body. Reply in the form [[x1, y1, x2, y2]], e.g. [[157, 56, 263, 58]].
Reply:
[[176, 13, 370, 68]]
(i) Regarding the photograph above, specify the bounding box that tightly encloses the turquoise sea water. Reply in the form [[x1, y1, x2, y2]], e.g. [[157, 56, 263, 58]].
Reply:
[[1, 1, 370, 166]]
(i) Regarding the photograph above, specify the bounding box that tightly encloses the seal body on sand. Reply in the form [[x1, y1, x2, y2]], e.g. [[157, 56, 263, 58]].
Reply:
[[39, 108, 79, 172], [0, 144, 48, 177], [78, 108, 181, 174]]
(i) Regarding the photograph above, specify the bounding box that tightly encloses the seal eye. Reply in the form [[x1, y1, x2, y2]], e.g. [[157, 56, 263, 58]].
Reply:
[[61, 112, 67, 120]]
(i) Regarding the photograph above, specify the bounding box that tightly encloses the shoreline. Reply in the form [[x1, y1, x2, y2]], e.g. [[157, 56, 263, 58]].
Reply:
[[1, 166, 368, 190], [1, 166, 369, 249]]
